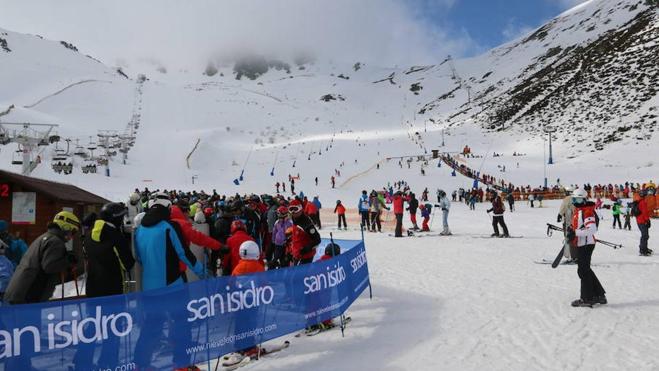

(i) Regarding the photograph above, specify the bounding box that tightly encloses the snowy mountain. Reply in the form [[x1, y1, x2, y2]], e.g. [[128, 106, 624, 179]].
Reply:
[[0, 0, 657, 201]]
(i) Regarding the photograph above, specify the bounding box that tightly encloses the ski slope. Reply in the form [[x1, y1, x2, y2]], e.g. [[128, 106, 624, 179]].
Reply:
[[204, 200, 659, 371]]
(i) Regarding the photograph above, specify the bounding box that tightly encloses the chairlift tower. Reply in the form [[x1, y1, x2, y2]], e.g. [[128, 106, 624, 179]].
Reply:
[[544, 126, 557, 165], [0, 122, 59, 175]]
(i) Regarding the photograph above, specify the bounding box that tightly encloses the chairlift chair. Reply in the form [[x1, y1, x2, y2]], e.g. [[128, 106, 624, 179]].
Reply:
[[11, 152, 23, 165]]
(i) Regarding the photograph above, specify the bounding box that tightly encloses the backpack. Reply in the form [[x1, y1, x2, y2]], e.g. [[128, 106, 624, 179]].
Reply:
[[630, 201, 641, 217], [425, 203, 432, 213]]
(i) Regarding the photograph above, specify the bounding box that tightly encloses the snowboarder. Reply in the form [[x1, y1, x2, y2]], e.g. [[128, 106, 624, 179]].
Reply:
[[567, 189, 606, 307], [486, 190, 509, 237]]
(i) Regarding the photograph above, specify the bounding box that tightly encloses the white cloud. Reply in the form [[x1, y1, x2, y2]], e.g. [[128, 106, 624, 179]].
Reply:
[[501, 18, 535, 42], [0, 0, 478, 68], [552, 0, 591, 10]]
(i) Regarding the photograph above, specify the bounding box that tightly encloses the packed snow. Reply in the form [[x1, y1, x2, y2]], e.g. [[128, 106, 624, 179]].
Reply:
[[1, 0, 658, 370]]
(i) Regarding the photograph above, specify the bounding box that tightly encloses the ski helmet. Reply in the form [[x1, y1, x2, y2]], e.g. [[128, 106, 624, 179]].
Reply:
[[99, 202, 128, 225], [239, 240, 260, 261], [148, 191, 172, 209], [572, 188, 588, 204], [277, 206, 288, 217], [53, 211, 81, 233], [324, 243, 341, 257], [129, 192, 141, 204], [230, 220, 246, 234]]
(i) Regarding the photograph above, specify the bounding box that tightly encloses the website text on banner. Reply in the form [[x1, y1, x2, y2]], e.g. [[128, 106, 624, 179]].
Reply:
[[0, 238, 370, 371]]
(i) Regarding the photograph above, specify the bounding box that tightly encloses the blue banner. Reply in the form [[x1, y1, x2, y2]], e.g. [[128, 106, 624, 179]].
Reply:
[[0, 238, 370, 370]]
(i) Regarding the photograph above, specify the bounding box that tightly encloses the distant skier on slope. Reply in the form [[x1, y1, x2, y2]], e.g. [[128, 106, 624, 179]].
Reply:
[[567, 189, 606, 307]]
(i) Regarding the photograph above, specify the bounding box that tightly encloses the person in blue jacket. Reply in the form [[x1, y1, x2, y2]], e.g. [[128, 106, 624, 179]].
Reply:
[[0, 242, 14, 301], [312, 196, 322, 229], [133, 192, 204, 369], [358, 190, 371, 230], [0, 220, 29, 267]]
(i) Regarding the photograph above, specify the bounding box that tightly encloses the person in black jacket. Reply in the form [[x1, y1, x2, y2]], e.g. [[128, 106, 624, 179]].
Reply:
[[84, 202, 135, 297], [407, 193, 420, 230]]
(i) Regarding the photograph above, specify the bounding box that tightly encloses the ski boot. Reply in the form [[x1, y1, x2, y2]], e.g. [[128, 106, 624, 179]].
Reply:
[[640, 249, 653, 256], [571, 298, 595, 308], [595, 295, 607, 305], [490, 233, 500, 237]]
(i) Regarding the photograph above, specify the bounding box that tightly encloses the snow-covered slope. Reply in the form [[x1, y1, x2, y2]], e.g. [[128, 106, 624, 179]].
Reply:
[[0, 0, 657, 202]]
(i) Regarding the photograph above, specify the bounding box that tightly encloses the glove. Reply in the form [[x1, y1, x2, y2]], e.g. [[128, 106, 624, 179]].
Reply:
[[566, 227, 576, 241], [442, 208, 448, 211], [486, 209, 492, 213], [557, 214, 562, 223]]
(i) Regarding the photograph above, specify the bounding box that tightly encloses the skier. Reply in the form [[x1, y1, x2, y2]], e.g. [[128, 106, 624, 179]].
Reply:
[[311, 196, 322, 229], [611, 200, 622, 229], [392, 192, 404, 237], [85, 203, 135, 297], [632, 189, 652, 256], [506, 192, 515, 212], [334, 200, 347, 230], [0, 242, 15, 301], [0, 220, 28, 267], [224, 220, 256, 275], [331, 176, 336, 188], [437, 189, 452, 235], [369, 191, 388, 232], [315, 177, 318, 186], [623, 204, 632, 230], [275, 182, 280, 193], [557, 187, 577, 263], [4, 211, 80, 304], [567, 189, 606, 307], [289, 202, 321, 264], [358, 190, 371, 230], [270, 206, 293, 269], [407, 193, 419, 230], [419, 204, 431, 231], [486, 190, 509, 237], [231, 240, 265, 359]]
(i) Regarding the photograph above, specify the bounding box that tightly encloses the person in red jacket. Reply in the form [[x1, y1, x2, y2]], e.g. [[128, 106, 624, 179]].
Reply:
[[634, 190, 652, 256], [304, 200, 319, 226], [289, 203, 320, 264], [170, 205, 223, 279], [224, 220, 256, 275], [334, 200, 347, 230], [392, 192, 404, 237]]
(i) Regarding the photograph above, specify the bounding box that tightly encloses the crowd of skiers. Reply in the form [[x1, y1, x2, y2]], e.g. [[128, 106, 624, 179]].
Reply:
[[0, 188, 347, 369]]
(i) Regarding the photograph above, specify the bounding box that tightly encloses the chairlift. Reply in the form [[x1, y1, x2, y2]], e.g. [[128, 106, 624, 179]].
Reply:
[[11, 152, 23, 165], [49, 134, 61, 143], [74, 146, 86, 156], [87, 142, 97, 151]]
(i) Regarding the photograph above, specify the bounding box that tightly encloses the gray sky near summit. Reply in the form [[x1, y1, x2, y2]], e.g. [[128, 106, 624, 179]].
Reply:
[[0, 0, 587, 68]]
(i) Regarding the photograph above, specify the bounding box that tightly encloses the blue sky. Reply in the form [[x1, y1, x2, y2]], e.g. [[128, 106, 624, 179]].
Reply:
[[412, 0, 587, 55]]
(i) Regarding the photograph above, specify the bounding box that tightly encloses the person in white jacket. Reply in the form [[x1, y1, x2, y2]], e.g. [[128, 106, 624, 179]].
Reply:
[[437, 190, 452, 235], [566, 189, 606, 307]]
